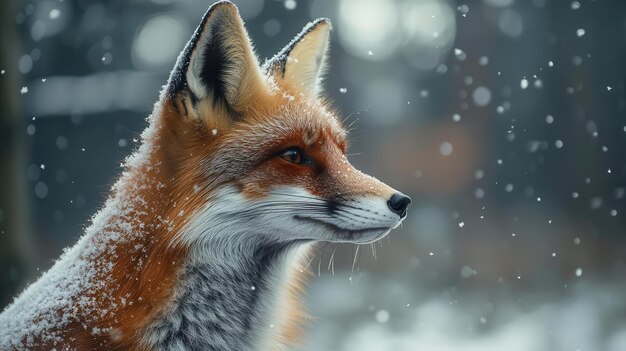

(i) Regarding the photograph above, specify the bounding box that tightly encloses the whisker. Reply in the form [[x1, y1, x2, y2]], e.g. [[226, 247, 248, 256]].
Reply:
[[371, 243, 377, 261], [267, 192, 369, 211], [239, 201, 378, 220], [327, 246, 337, 276], [317, 244, 330, 277], [351, 244, 360, 274], [264, 192, 379, 219], [303, 242, 328, 272], [317, 252, 323, 276]]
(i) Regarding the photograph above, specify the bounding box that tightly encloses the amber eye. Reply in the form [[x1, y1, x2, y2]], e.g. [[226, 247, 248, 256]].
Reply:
[[279, 148, 311, 165]]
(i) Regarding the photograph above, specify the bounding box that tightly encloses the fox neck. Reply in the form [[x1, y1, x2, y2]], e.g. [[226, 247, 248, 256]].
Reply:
[[113, 112, 313, 349], [145, 241, 311, 351]]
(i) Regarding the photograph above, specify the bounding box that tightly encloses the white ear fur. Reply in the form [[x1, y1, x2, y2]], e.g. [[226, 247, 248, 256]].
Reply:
[[265, 19, 332, 97], [175, 1, 265, 110]]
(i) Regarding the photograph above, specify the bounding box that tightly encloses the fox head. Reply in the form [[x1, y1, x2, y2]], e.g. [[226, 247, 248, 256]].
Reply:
[[155, 1, 410, 251]]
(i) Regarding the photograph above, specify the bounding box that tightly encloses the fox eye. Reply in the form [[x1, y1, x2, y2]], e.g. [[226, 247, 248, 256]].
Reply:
[[279, 148, 312, 165]]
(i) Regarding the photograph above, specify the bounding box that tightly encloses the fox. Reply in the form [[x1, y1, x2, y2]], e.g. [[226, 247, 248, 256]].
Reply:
[[0, 1, 411, 350]]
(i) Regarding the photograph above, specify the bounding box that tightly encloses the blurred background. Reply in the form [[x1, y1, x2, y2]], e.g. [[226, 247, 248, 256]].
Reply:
[[1, 0, 626, 349]]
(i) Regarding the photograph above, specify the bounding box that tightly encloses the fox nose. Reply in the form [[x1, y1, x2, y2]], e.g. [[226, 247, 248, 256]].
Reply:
[[387, 193, 411, 218]]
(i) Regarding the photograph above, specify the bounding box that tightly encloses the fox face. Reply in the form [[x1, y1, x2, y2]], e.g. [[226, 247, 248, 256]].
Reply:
[[161, 2, 411, 250]]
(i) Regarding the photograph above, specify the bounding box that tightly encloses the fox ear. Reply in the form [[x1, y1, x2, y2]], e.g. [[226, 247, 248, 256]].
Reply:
[[264, 18, 331, 97], [167, 1, 265, 113]]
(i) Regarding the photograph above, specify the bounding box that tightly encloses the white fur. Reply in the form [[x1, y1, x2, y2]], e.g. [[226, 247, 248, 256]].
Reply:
[[174, 185, 404, 249], [143, 240, 310, 351], [254, 244, 311, 351]]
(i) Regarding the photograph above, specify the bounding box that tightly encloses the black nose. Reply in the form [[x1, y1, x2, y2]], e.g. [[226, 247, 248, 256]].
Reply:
[[387, 193, 411, 217]]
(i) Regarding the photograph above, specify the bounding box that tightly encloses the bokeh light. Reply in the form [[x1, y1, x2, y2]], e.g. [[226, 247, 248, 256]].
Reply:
[[132, 15, 188, 70]]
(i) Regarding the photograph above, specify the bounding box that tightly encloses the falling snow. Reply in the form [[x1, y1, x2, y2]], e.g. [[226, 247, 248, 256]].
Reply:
[[3, 1, 626, 350]]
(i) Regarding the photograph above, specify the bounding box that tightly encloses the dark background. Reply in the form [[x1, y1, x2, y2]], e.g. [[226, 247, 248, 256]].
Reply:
[[1, 0, 626, 349]]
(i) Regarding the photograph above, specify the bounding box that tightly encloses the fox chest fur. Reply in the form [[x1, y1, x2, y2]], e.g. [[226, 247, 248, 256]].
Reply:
[[145, 244, 307, 351]]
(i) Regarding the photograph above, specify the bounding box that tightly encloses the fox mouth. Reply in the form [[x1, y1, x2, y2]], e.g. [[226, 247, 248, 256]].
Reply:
[[293, 215, 392, 244]]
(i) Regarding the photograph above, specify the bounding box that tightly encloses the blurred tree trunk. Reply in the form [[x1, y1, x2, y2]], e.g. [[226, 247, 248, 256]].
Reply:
[[0, 0, 35, 308]]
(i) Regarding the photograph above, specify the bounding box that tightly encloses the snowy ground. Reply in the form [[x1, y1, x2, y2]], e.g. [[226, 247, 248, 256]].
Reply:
[[298, 272, 626, 351]]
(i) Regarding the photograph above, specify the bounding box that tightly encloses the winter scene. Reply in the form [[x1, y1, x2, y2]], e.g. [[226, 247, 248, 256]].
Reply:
[[1, 0, 625, 350]]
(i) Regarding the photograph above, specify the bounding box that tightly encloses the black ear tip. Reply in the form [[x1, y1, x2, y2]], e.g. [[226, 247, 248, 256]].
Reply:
[[262, 17, 333, 77], [210, 1, 240, 16], [166, 1, 241, 101], [312, 17, 333, 30], [212, 1, 236, 8]]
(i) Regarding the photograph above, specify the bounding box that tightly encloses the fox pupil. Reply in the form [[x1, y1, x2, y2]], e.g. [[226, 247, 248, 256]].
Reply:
[[279, 147, 315, 165], [280, 148, 303, 164]]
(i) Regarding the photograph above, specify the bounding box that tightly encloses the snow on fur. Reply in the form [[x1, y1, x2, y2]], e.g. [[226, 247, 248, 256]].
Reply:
[[0, 102, 162, 349]]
